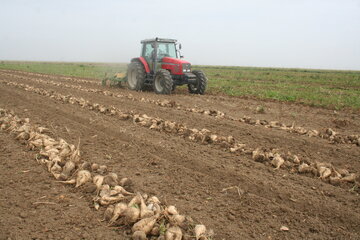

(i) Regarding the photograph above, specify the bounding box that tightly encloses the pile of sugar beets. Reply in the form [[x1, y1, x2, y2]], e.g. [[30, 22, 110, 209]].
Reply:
[[0, 108, 213, 240], [252, 148, 358, 185]]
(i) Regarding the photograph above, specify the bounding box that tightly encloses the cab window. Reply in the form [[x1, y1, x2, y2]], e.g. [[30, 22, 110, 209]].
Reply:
[[142, 43, 154, 62], [157, 43, 177, 58]]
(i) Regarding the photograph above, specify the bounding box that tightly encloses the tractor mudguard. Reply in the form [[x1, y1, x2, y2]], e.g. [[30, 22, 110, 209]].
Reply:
[[131, 57, 150, 73]]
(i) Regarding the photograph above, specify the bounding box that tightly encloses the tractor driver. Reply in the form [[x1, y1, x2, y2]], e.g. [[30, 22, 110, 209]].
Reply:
[[145, 42, 166, 72], [150, 42, 166, 60]]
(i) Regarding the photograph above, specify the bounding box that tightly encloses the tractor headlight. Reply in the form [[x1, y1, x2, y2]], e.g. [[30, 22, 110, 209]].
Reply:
[[182, 63, 191, 73]]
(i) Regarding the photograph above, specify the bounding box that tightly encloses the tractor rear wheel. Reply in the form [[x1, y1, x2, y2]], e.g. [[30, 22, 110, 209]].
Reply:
[[127, 61, 146, 91], [153, 69, 173, 94], [188, 70, 207, 95]]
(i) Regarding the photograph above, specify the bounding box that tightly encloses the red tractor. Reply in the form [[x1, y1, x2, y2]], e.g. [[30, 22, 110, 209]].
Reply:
[[127, 38, 208, 95]]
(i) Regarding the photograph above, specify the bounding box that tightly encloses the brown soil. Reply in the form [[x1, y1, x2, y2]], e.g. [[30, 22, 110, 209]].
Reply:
[[0, 69, 359, 240]]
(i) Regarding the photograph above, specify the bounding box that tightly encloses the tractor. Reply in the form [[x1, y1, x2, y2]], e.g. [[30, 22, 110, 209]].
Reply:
[[126, 38, 208, 95]]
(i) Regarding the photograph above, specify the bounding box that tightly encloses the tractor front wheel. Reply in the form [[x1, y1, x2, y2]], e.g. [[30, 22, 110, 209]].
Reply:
[[127, 61, 146, 91], [188, 70, 207, 95], [153, 69, 173, 94]]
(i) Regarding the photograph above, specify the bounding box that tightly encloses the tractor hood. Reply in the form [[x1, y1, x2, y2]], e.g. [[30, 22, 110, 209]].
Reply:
[[161, 57, 191, 75], [161, 57, 190, 65]]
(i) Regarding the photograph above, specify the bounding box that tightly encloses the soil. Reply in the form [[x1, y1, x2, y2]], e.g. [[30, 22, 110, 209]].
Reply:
[[0, 69, 359, 240]]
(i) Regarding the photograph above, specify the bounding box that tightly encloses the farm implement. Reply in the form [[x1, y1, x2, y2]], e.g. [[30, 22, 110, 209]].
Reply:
[[101, 72, 127, 87]]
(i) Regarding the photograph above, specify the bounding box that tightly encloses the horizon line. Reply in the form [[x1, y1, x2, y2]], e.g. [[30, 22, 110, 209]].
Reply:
[[1, 59, 360, 73]]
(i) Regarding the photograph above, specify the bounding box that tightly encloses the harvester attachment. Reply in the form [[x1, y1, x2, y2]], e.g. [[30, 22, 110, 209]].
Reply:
[[102, 72, 127, 87]]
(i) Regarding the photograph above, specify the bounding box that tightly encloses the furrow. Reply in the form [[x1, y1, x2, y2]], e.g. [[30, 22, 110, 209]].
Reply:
[[1, 79, 358, 191]]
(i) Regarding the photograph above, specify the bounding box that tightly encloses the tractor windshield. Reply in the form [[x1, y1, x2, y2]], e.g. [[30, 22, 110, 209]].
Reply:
[[157, 42, 177, 59]]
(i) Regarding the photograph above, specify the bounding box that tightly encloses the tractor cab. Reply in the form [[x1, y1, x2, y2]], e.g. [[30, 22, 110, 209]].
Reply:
[[141, 38, 178, 73], [127, 37, 207, 95], [140, 38, 189, 75]]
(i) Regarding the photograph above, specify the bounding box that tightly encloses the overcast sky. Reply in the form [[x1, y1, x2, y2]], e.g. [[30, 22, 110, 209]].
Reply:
[[0, 0, 359, 70]]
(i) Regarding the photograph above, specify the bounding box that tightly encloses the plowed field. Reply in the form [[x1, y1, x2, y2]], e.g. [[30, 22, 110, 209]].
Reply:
[[0, 69, 359, 240]]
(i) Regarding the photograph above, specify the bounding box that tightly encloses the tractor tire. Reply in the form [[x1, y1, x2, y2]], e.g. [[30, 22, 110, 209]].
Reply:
[[153, 69, 173, 95], [127, 61, 146, 91], [188, 70, 207, 95]]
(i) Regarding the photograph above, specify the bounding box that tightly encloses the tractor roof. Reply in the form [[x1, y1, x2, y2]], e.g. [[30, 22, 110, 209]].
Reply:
[[141, 38, 177, 44]]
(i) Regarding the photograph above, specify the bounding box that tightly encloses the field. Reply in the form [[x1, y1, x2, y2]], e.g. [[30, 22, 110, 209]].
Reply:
[[1, 61, 360, 110], [0, 63, 360, 239]]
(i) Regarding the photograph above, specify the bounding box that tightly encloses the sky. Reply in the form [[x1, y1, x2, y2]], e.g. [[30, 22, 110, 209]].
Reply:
[[0, 0, 359, 70]]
